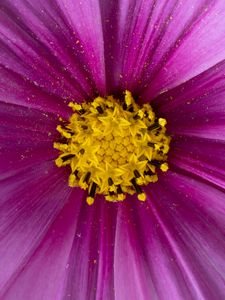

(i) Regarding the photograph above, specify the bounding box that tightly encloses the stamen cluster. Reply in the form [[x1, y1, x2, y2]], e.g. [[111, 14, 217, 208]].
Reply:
[[54, 91, 170, 204]]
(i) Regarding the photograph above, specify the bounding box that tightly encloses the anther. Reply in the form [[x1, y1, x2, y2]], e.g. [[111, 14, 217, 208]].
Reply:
[[144, 169, 154, 176], [61, 154, 75, 162], [108, 177, 113, 186], [122, 103, 127, 110], [138, 154, 147, 161], [147, 142, 155, 147], [96, 106, 104, 114], [134, 169, 141, 178], [131, 178, 142, 194], [74, 170, 79, 178], [150, 160, 163, 168], [128, 106, 134, 112], [84, 172, 91, 183], [133, 114, 140, 120], [117, 185, 126, 200], [148, 122, 160, 130], [79, 108, 85, 114], [117, 185, 123, 194], [79, 149, 85, 154], [130, 178, 146, 201], [89, 182, 97, 198]]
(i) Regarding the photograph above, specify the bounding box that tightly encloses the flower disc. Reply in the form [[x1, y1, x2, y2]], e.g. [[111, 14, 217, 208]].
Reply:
[[54, 91, 170, 204]]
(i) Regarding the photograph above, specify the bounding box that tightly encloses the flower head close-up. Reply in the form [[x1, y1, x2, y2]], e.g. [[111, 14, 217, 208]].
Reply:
[[1, 1, 225, 300]]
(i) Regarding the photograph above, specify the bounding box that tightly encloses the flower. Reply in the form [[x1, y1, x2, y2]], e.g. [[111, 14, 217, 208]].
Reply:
[[0, 0, 225, 299]]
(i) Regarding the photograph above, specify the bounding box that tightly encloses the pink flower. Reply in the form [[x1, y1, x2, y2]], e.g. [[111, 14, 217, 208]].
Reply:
[[0, 1, 225, 299]]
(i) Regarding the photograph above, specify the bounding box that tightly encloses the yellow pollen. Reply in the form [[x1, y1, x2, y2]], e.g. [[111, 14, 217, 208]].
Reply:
[[54, 91, 171, 204]]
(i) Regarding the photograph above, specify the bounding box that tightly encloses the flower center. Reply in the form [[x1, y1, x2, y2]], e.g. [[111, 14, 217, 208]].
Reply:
[[54, 91, 170, 205]]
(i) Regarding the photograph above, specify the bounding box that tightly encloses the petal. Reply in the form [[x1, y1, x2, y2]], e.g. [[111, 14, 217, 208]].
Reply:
[[141, 0, 225, 98], [113, 199, 157, 300], [115, 196, 201, 300], [153, 59, 225, 140], [166, 172, 225, 296], [113, 168, 225, 300], [55, 0, 106, 94], [0, 66, 71, 116], [0, 161, 73, 296], [136, 171, 225, 299], [61, 198, 117, 300], [2, 189, 83, 300], [0, 0, 106, 112], [0, 102, 58, 179], [100, 0, 225, 97], [170, 136, 225, 191], [95, 202, 117, 300]]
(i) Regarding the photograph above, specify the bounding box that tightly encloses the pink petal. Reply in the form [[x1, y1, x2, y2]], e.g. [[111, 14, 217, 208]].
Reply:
[[136, 171, 225, 299], [114, 200, 157, 300], [0, 161, 72, 297], [170, 136, 225, 191], [141, 1, 225, 98], [0, 0, 106, 112], [0, 102, 59, 179], [112, 168, 225, 299], [100, 1, 225, 97], [153, 59, 225, 140], [61, 198, 118, 300], [2, 190, 83, 300], [0, 66, 71, 116]]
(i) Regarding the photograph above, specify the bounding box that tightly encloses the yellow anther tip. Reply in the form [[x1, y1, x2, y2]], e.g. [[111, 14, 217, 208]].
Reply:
[[160, 163, 169, 172], [53, 142, 59, 149], [138, 110, 144, 118], [68, 174, 76, 187], [158, 118, 167, 127], [138, 193, 147, 201], [118, 194, 126, 201], [74, 103, 82, 109], [124, 90, 133, 105], [55, 158, 63, 167], [86, 197, 94, 205]]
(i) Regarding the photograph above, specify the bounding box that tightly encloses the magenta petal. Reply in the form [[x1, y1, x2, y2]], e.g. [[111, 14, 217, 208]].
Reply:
[[61, 199, 117, 300], [0, 0, 106, 111], [170, 136, 225, 191], [136, 172, 225, 299], [55, 0, 106, 95], [0, 161, 73, 297], [100, 0, 225, 96], [141, 1, 225, 98], [153, 59, 225, 140], [95, 202, 117, 300], [2, 190, 83, 300], [0, 66, 71, 116], [114, 202, 156, 300], [112, 169, 225, 299], [0, 102, 58, 179]]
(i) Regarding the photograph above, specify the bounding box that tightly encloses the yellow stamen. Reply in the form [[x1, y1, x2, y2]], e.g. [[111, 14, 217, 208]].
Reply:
[[54, 91, 171, 204], [86, 197, 94, 205], [138, 193, 147, 201]]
